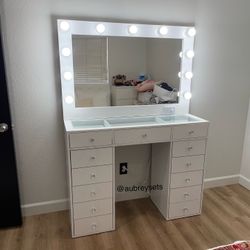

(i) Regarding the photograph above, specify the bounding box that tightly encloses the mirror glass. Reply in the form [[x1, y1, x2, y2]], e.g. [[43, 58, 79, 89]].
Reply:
[[72, 35, 182, 107]]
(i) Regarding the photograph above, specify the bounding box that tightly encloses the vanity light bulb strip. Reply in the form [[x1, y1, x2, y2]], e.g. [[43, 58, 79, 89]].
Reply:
[[186, 50, 195, 59], [64, 72, 73, 80], [187, 28, 196, 37], [184, 92, 192, 100], [159, 26, 168, 35], [185, 72, 193, 80], [65, 96, 74, 104]]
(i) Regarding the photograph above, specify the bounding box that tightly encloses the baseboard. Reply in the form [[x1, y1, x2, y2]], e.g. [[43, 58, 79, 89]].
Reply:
[[239, 175, 250, 190], [21, 198, 69, 216], [204, 174, 240, 189]]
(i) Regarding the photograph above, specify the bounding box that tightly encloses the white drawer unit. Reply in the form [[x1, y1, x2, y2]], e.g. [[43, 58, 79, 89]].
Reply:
[[172, 139, 206, 157], [74, 214, 113, 237], [71, 147, 112, 168], [170, 170, 203, 188], [69, 131, 113, 148], [172, 155, 205, 173], [169, 185, 202, 203], [73, 182, 112, 203], [73, 198, 112, 219], [172, 123, 208, 140], [168, 200, 201, 219], [114, 126, 171, 145], [72, 165, 112, 186]]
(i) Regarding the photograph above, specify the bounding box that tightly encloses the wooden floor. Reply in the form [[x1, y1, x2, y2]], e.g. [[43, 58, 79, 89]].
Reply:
[[1, 184, 250, 250]]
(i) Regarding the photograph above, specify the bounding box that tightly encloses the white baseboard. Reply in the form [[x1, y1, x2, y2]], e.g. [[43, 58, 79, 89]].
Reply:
[[21, 198, 69, 216], [204, 174, 240, 189], [239, 175, 250, 190]]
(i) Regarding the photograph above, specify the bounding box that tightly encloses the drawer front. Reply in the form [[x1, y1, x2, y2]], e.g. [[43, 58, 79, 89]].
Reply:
[[71, 147, 112, 168], [169, 185, 202, 203], [172, 140, 206, 157], [74, 214, 113, 236], [72, 165, 112, 186], [172, 155, 205, 173], [170, 170, 203, 188], [114, 127, 171, 145], [172, 123, 208, 140], [168, 200, 201, 219], [73, 198, 112, 219], [73, 182, 112, 203], [69, 131, 113, 148]]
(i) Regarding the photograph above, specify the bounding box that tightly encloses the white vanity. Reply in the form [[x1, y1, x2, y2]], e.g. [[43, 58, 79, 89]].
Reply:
[[57, 19, 209, 237], [64, 114, 208, 237]]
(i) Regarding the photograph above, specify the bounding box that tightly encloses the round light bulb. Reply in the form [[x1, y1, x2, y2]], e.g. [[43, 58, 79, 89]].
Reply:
[[184, 92, 192, 100], [185, 71, 193, 80], [159, 26, 168, 35], [65, 96, 74, 104], [96, 23, 105, 34], [60, 21, 70, 31], [186, 50, 195, 59], [63, 72, 73, 80], [178, 72, 182, 78], [179, 52, 183, 58], [128, 25, 138, 34], [62, 48, 71, 57], [187, 28, 196, 37]]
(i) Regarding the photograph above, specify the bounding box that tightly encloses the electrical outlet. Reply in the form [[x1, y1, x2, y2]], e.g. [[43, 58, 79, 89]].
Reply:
[[120, 162, 128, 175]]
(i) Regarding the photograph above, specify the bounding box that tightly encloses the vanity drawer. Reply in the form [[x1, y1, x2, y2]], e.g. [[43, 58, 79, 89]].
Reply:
[[170, 170, 203, 188], [73, 198, 112, 219], [69, 131, 113, 148], [114, 127, 171, 145], [73, 182, 112, 203], [172, 155, 205, 173], [172, 123, 208, 140], [74, 214, 113, 237], [72, 165, 112, 186], [168, 200, 201, 219], [172, 140, 206, 157], [169, 185, 202, 203], [71, 147, 112, 168]]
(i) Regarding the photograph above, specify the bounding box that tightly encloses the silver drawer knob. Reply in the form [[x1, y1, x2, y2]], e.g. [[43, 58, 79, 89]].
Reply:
[[0, 123, 8, 133], [90, 138, 95, 142], [187, 146, 193, 151], [185, 178, 191, 183], [91, 207, 97, 214], [90, 191, 96, 196], [183, 208, 189, 213], [188, 130, 194, 135], [91, 156, 96, 160], [90, 173, 96, 179], [142, 134, 147, 138], [186, 163, 192, 167], [91, 223, 97, 230], [184, 193, 190, 198]]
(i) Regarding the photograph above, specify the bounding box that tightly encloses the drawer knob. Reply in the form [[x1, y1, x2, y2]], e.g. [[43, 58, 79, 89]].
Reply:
[[188, 130, 194, 135], [185, 178, 191, 183], [184, 193, 190, 198], [90, 138, 95, 142], [186, 163, 192, 167], [91, 191, 96, 196], [90, 173, 96, 179], [187, 146, 193, 151], [142, 134, 147, 138], [91, 223, 97, 231], [91, 207, 97, 214], [183, 208, 189, 213], [91, 156, 96, 160]]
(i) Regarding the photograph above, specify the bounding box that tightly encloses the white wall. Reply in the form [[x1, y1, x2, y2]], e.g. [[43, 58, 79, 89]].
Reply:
[[1, 0, 197, 212], [191, 0, 250, 178]]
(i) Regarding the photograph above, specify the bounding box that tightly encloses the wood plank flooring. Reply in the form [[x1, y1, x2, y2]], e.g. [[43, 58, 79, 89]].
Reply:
[[0, 184, 250, 250]]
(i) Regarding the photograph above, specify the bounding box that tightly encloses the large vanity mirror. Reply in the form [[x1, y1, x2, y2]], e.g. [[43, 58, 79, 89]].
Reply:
[[57, 20, 195, 118]]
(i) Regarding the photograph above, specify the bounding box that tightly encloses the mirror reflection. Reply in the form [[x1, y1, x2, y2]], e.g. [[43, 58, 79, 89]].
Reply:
[[72, 36, 182, 107]]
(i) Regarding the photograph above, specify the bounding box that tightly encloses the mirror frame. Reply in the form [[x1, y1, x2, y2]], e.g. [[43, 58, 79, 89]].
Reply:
[[57, 20, 195, 120]]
